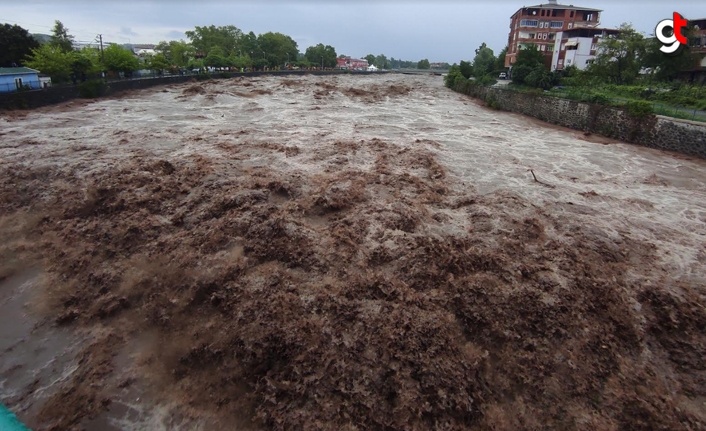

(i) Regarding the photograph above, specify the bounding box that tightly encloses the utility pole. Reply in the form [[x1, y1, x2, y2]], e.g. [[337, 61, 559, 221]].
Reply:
[[99, 34, 105, 79]]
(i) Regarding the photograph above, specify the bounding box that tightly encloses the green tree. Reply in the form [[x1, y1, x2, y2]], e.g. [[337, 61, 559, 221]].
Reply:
[[587, 23, 646, 84], [417, 58, 430, 69], [374, 54, 390, 69], [257, 32, 298, 68], [495, 46, 508, 71], [24, 44, 73, 82], [204, 46, 229, 68], [364, 54, 376, 66], [185, 25, 243, 57], [50, 20, 74, 53], [511, 44, 545, 85], [155, 40, 194, 68], [305, 43, 337, 68], [472, 42, 496, 78], [147, 53, 170, 73], [459, 60, 473, 79], [70, 48, 100, 81], [642, 25, 698, 82], [0, 24, 39, 66], [102, 44, 140, 74]]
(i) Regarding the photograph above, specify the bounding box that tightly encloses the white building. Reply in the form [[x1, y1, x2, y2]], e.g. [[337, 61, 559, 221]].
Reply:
[[550, 27, 619, 71]]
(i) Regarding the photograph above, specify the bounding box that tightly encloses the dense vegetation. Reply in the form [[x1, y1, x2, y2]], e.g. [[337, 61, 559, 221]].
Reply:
[[447, 23, 704, 121], [4, 20, 447, 84]]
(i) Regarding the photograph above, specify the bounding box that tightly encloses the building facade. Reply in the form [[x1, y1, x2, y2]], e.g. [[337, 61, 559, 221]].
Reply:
[[550, 27, 620, 71], [505, 0, 602, 68], [682, 17, 706, 83], [336, 57, 369, 70], [0, 67, 41, 93]]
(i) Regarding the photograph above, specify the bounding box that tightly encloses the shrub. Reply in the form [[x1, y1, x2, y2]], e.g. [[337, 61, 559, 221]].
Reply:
[[78, 80, 108, 98], [510, 64, 533, 85], [476, 74, 497, 86], [625, 100, 654, 117], [526, 66, 553, 90]]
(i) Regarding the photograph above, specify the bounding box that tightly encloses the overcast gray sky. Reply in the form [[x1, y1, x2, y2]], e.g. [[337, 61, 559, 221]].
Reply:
[[3, 1, 705, 63]]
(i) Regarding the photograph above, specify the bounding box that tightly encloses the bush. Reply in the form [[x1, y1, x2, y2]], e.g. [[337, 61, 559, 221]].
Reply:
[[444, 65, 463, 88], [476, 74, 497, 86], [525, 66, 553, 90], [625, 100, 654, 117], [510, 64, 533, 85], [78, 80, 107, 98]]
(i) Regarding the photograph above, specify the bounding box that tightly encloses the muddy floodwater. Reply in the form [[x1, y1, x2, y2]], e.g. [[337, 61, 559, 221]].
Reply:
[[1, 74, 705, 430]]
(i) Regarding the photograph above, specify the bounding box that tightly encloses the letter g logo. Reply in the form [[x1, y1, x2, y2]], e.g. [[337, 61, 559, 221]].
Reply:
[[656, 12, 688, 54]]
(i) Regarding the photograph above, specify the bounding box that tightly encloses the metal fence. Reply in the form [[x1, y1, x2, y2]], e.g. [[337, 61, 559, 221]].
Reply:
[[520, 87, 706, 123]]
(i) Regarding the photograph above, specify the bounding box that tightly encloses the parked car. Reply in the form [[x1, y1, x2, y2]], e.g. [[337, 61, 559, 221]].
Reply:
[[498, 72, 507, 79]]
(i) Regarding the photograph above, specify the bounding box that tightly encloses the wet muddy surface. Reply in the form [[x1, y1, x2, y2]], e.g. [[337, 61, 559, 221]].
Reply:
[[0, 74, 705, 430]]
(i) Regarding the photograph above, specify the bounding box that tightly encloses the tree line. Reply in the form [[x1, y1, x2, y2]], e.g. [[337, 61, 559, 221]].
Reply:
[[447, 23, 701, 92], [1, 21, 447, 84]]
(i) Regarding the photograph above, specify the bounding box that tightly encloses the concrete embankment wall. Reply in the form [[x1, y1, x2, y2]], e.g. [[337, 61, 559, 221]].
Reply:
[[0, 70, 379, 111], [454, 83, 706, 159]]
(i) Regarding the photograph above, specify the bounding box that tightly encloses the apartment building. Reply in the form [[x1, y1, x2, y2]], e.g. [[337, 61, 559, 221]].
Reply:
[[550, 27, 620, 71], [505, 0, 602, 68]]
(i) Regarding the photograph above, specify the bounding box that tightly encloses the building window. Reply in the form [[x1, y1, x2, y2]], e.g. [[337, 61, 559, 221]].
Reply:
[[541, 10, 545, 16], [568, 23, 573, 29], [548, 33, 556, 40], [570, 11, 574, 18], [567, 59, 572, 64], [547, 45, 554, 52], [540, 45, 546, 51], [550, 21, 563, 28], [15, 78, 23, 89], [586, 59, 594, 65], [521, 19, 539, 27], [543, 33, 548, 40], [586, 13, 593, 21], [529, 33, 536, 39], [552, 10, 558, 17]]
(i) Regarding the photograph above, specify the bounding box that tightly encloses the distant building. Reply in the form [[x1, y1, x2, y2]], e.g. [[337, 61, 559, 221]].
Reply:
[[0, 67, 41, 93], [336, 57, 369, 70], [682, 17, 706, 83], [505, 0, 602, 68], [550, 27, 620, 71]]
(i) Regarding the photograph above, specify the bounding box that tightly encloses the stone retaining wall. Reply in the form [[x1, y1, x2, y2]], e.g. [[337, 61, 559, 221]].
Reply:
[[454, 82, 706, 159]]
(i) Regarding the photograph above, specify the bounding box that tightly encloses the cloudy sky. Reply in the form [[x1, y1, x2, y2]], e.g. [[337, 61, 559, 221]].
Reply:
[[4, 1, 705, 63]]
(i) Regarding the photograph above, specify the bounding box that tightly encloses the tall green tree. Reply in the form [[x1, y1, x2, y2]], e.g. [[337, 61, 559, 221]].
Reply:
[[185, 25, 243, 57], [204, 46, 228, 68], [459, 60, 473, 79], [511, 44, 545, 85], [257, 32, 298, 68], [471, 42, 496, 78], [155, 40, 194, 68], [24, 44, 73, 82], [305, 43, 337, 68], [374, 54, 390, 69], [50, 20, 74, 53], [364, 54, 376, 66], [642, 25, 698, 82], [0, 24, 39, 66], [101, 44, 140, 74], [417, 58, 430, 69], [70, 48, 100, 81], [496, 46, 508, 70], [587, 23, 646, 85]]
